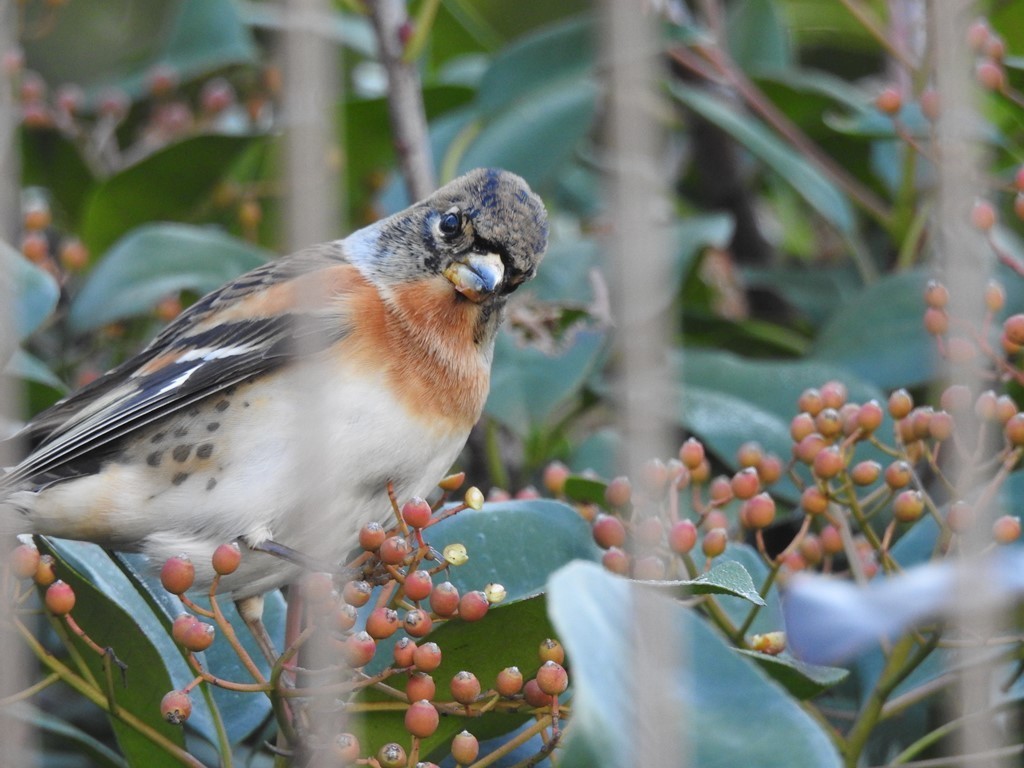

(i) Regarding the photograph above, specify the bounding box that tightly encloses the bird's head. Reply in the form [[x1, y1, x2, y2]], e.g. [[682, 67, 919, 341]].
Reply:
[[350, 168, 549, 306]]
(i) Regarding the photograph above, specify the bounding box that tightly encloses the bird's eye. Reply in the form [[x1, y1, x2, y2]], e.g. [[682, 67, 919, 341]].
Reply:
[[439, 210, 462, 238]]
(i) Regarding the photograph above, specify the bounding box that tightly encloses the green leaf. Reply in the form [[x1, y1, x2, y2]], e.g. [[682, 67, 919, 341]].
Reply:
[[810, 268, 935, 389], [667, 560, 766, 606], [486, 329, 606, 438], [80, 134, 260, 256], [5, 348, 68, 393], [457, 77, 598, 192], [562, 475, 607, 506], [742, 264, 862, 327], [38, 539, 212, 765], [475, 15, 595, 114], [21, 129, 97, 225], [549, 562, 842, 768], [735, 651, 849, 700], [727, 0, 792, 73], [1, 239, 60, 341], [69, 223, 271, 332], [2, 702, 129, 768], [669, 82, 855, 234]]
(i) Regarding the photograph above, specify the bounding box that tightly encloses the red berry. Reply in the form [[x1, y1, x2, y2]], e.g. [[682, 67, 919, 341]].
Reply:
[[457, 590, 489, 622], [679, 437, 706, 469], [800, 486, 828, 516], [406, 671, 435, 702], [888, 389, 914, 419], [358, 521, 386, 551], [451, 731, 480, 765], [161, 690, 192, 725], [44, 580, 76, 615], [34, 554, 57, 587], [884, 460, 913, 489], [403, 609, 433, 638], [523, 678, 550, 708], [1004, 315, 1024, 346], [592, 514, 626, 549], [668, 519, 698, 554], [641, 458, 670, 494], [393, 637, 416, 668], [795, 433, 828, 465], [923, 307, 949, 336], [729, 467, 760, 500], [601, 547, 630, 575], [496, 666, 524, 696], [742, 493, 776, 529], [58, 238, 89, 271], [822, 380, 851, 409], [798, 534, 824, 565], [923, 279, 949, 309], [342, 579, 372, 607], [181, 620, 216, 652], [971, 199, 997, 232], [403, 569, 433, 601], [893, 490, 925, 523], [342, 631, 376, 668], [199, 77, 235, 115], [757, 454, 783, 486], [10, 544, 40, 580], [412, 641, 442, 672], [604, 476, 632, 508], [812, 446, 844, 480], [404, 699, 439, 738], [450, 670, 481, 705], [160, 554, 195, 595], [820, 525, 843, 555], [535, 660, 569, 695], [401, 497, 432, 529], [1005, 413, 1024, 446], [378, 536, 411, 565], [702, 528, 728, 559], [850, 460, 881, 486], [875, 86, 902, 115], [429, 581, 460, 617], [993, 515, 1021, 544], [976, 59, 1005, 91], [790, 412, 816, 442], [543, 461, 570, 495], [211, 542, 241, 575], [966, 17, 991, 51], [335, 603, 357, 632], [366, 607, 400, 639], [797, 388, 824, 416]]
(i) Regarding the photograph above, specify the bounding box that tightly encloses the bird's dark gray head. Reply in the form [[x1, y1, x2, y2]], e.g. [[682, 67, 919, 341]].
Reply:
[[351, 168, 548, 302]]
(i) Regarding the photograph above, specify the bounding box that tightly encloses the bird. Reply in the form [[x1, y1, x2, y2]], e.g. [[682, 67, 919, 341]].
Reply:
[[1, 167, 548, 640]]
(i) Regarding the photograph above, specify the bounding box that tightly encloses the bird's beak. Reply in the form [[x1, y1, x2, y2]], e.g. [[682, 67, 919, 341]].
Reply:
[[443, 252, 504, 303]]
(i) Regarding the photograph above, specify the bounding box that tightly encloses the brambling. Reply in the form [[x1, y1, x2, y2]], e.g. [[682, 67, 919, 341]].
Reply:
[[2, 168, 548, 611]]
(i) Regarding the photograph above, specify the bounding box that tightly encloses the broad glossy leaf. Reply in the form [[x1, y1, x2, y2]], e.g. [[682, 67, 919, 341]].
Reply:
[[38, 539, 210, 764], [81, 134, 261, 256], [670, 83, 855, 234], [735, 651, 849, 700], [476, 15, 595, 114], [3, 702, 128, 768], [667, 560, 766, 606], [562, 475, 607, 506], [2, 239, 59, 340], [5, 349, 67, 393], [549, 562, 842, 768], [21, 129, 97, 225], [457, 78, 598, 192], [69, 224, 271, 332], [726, 0, 791, 73], [486, 329, 605, 437], [810, 268, 935, 389], [742, 263, 862, 327]]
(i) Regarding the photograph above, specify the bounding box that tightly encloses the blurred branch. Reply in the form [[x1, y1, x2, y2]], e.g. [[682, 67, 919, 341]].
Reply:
[[367, 0, 435, 200]]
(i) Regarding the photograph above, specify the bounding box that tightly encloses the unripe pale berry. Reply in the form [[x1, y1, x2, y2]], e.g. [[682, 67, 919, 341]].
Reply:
[[997, 395, 1019, 424], [538, 638, 564, 665], [798, 534, 824, 565], [402, 569, 433, 602], [797, 388, 824, 416], [535, 660, 569, 695], [946, 501, 974, 533], [334, 733, 360, 763], [45, 580, 75, 615], [439, 471, 465, 491], [451, 671, 481, 705], [923, 308, 948, 336], [790, 412, 816, 442], [160, 554, 195, 595], [211, 542, 241, 575], [924, 279, 949, 309], [632, 555, 666, 581], [820, 524, 843, 555], [366, 607, 401, 639], [464, 486, 485, 510], [757, 454, 783, 485], [885, 460, 913, 489], [405, 699, 439, 738], [975, 59, 1005, 91], [742, 493, 776, 529], [303, 571, 334, 603], [1007, 316, 1024, 347], [161, 690, 192, 725], [496, 666, 524, 696], [966, 17, 991, 51], [457, 591, 489, 622], [406, 671, 435, 702], [1005, 413, 1024, 446], [795, 433, 828, 465], [815, 408, 843, 438], [985, 280, 1006, 313], [750, 631, 786, 656], [820, 380, 848, 410], [928, 411, 954, 441], [635, 516, 664, 547], [335, 603, 357, 632], [709, 475, 733, 504], [736, 441, 763, 468], [940, 385, 972, 414], [976, 389, 999, 421], [971, 199, 997, 231], [34, 554, 57, 587], [412, 641, 442, 672]]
